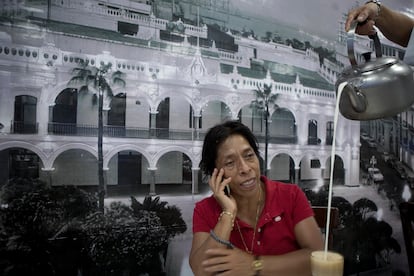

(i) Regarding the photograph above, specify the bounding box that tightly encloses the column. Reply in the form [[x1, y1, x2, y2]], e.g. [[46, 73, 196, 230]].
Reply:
[[296, 117, 307, 145], [103, 168, 108, 196], [346, 147, 360, 187], [319, 119, 326, 145], [295, 167, 300, 185], [320, 167, 326, 180], [0, 93, 13, 134], [35, 101, 48, 135], [41, 168, 55, 186], [150, 112, 157, 137], [148, 168, 157, 196], [192, 168, 199, 194], [193, 115, 201, 140]]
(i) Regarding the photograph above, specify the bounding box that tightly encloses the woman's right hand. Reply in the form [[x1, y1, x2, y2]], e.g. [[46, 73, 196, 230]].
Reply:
[[209, 168, 237, 214]]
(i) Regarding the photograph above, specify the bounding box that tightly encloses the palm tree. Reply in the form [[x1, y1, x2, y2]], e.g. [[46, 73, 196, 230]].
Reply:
[[130, 195, 187, 273], [68, 60, 125, 212], [130, 196, 187, 239], [250, 83, 278, 176]]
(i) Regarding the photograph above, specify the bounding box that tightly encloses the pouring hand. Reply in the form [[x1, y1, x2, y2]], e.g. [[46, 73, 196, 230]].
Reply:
[[209, 168, 237, 214], [345, 3, 378, 35]]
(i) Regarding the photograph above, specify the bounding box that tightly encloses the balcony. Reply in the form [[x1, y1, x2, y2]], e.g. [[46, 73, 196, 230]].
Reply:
[[47, 122, 204, 140], [45, 122, 301, 144], [11, 121, 38, 134], [254, 133, 298, 144], [307, 136, 321, 145]]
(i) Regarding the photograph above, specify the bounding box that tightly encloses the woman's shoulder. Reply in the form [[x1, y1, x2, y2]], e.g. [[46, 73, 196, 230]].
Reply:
[[262, 177, 302, 193], [263, 177, 307, 206], [195, 195, 220, 211]]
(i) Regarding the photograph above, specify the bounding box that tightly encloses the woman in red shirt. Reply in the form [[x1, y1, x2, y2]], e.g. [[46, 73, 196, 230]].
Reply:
[[189, 121, 324, 276]]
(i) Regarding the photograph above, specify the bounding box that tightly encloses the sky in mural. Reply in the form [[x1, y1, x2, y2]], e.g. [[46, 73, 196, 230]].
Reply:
[[225, 0, 414, 44], [17, 0, 414, 48]]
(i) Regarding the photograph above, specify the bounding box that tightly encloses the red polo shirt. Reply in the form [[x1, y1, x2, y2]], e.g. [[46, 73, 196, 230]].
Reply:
[[192, 176, 314, 255]]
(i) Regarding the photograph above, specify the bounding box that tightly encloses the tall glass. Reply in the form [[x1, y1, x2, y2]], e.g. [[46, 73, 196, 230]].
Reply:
[[311, 251, 344, 276]]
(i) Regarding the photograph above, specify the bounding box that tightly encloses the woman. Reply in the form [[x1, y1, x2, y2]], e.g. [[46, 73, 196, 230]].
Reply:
[[189, 121, 324, 276]]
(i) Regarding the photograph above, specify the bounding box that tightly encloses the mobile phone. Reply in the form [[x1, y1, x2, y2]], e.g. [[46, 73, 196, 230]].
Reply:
[[224, 185, 231, 197]]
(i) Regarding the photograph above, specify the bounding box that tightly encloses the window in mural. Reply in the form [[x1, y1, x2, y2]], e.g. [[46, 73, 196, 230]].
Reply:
[[308, 119, 319, 145], [326, 121, 334, 145], [13, 95, 37, 134]]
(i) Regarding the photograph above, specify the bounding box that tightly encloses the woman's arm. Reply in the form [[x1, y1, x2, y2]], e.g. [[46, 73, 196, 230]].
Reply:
[[189, 214, 234, 276], [198, 216, 324, 276], [189, 168, 237, 276], [258, 216, 324, 276], [375, 5, 414, 47]]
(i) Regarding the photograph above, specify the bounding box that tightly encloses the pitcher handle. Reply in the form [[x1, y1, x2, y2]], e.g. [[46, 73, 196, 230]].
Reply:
[[347, 21, 383, 66]]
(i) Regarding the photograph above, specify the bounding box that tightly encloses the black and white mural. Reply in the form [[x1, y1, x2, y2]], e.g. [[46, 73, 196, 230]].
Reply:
[[0, 0, 413, 275]]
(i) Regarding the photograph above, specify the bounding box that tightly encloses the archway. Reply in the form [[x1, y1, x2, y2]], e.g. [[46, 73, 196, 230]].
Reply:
[[0, 148, 44, 183], [269, 153, 295, 183], [52, 149, 98, 187], [155, 151, 193, 194], [51, 88, 78, 134], [325, 155, 345, 185], [105, 150, 151, 196]]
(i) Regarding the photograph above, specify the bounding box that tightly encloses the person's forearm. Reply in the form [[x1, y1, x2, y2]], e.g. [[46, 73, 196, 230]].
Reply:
[[259, 248, 314, 276], [375, 5, 414, 47], [190, 238, 224, 276], [189, 213, 235, 275]]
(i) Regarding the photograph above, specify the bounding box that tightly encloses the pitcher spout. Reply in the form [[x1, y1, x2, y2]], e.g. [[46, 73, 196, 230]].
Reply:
[[344, 84, 367, 113]]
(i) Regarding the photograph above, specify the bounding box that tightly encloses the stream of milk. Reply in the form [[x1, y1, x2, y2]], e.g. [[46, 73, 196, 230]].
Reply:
[[324, 81, 348, 255]]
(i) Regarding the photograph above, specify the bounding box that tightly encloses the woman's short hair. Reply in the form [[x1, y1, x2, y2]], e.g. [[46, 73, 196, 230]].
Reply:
[[199, 120, 260, 176]]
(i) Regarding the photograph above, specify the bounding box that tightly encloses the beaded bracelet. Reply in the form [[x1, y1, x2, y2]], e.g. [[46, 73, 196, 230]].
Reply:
[[210, 229, 234, 249]]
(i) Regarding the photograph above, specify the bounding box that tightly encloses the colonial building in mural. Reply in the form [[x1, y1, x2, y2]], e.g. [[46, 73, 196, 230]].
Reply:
[[0, 0, 409, 195]]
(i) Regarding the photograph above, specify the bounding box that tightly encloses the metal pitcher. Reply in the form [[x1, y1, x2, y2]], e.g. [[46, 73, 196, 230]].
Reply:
[[335, 21, 414, 120]]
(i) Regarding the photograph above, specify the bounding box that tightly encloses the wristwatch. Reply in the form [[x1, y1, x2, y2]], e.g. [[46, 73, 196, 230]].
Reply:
[[365, 0, 381, 18], [252, 255, 263, 276]]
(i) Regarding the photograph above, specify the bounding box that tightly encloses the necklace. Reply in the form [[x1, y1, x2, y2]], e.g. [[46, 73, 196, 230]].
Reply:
[[235, 184, 262, 254]]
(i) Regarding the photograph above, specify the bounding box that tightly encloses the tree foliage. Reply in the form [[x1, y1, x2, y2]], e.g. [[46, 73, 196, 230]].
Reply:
[[69, 60, 125, 100], [0, 179, 187, 275], [81, 202, 167, 275], [0, 178, 97, 276], [131, 195, 187, 240]]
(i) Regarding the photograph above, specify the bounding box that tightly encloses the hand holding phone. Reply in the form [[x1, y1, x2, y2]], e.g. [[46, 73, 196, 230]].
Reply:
[[209, 168, 232, 200], [209, 168, 236, 215]]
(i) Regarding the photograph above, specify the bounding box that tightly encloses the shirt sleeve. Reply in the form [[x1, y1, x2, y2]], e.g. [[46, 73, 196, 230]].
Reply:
[[192, 198, 219, 233], [192, 202, 209, 233], [291, 185, 314, 225]]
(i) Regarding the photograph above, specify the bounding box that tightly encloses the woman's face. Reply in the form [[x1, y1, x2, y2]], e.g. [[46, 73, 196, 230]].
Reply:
[[215, 134, 261, 195]]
